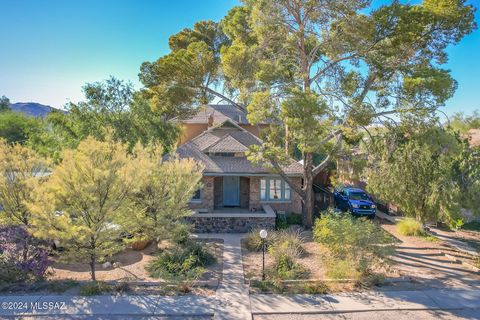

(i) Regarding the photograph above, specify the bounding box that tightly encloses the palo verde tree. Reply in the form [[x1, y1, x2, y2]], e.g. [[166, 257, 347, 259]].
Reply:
[[29, 136, 137, 280], [119, 148, 203, 244], [140, 0, 475, 228], [0, 139, 50, 227]]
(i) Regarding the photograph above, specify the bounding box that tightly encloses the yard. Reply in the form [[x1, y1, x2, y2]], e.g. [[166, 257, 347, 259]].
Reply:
[[241, 216, 480, 294]]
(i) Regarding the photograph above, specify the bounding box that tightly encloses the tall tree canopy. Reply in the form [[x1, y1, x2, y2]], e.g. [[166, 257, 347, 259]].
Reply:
[[30, 77, 180, 162], [139, 0, 476, 227], [366, 121, 478, 224]]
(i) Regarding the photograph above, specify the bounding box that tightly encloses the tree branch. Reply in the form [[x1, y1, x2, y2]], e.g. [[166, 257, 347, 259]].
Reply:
[[313, 133, 343, 176], [270, 159, 306, 198]]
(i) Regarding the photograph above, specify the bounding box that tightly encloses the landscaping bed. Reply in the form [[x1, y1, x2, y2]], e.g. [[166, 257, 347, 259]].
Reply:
[[0, 239, 223, 296], [242, 215, 403, 294]]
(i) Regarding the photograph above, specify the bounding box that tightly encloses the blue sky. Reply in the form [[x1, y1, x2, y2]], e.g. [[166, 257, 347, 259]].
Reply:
[[0, 0, 478, 117]]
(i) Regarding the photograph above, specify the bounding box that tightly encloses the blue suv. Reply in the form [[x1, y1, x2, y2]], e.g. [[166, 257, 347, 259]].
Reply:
[[333, 187, 376, 218]]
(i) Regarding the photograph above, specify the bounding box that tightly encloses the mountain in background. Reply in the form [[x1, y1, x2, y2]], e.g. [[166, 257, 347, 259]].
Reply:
[[9, 102, 64, 118]]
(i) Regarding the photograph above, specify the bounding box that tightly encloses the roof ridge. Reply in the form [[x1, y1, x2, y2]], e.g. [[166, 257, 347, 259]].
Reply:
[[205, 133, 248, 152]]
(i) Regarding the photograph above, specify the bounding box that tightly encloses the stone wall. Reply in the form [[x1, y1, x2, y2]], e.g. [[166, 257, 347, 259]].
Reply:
[[186, 214, 275, 233]]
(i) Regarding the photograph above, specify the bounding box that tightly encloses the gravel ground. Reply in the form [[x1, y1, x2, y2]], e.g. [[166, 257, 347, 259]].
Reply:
[[49, 240, 223, 283]]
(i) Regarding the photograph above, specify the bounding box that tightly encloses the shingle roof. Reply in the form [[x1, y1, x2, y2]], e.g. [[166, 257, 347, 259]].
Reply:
[[179, 104, 273, 125], [206, 135, 249, 153], [175, 120, 303, 176]]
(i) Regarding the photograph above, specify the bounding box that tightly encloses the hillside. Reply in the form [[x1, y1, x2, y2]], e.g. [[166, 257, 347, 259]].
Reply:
[[9, 102, 63, 118]]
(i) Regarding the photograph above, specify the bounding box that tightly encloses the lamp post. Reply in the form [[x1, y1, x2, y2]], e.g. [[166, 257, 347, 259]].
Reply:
[[259, 229, 268, 281]]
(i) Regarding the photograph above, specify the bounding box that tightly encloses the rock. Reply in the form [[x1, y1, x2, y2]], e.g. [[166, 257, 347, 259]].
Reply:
[[113, 262, 122, 268], [102, 261, 112, 269]]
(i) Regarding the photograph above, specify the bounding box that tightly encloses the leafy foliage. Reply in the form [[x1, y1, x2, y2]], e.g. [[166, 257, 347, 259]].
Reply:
[[314, 211, 394, 279], [396, 218, 426, 236], [0, 225, 50, 279], [119, 150, 203, 244], [0, 96, 10, 112], [146, 241, 215, 279], [0, 140, 50, 227], [0, 111, 42, 144], [29, 136, 137, 280], [366, 124, 479, 224]]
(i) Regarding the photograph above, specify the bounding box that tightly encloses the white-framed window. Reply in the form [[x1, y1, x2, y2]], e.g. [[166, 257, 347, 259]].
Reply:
[[260, 177, 292, 201], [190, 188, 202, 202]]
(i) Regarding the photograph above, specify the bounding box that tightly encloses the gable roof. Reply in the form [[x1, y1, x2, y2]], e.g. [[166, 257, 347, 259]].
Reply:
[[178, 104, 272, 126], [175, 120, 303, 176]]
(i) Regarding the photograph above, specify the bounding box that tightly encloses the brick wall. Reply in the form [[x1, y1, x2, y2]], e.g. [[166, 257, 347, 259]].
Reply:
[[249, 176, 302, 214]]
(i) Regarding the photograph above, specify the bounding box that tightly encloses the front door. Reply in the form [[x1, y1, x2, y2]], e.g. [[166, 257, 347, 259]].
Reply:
[[223, 176, 240, 206]]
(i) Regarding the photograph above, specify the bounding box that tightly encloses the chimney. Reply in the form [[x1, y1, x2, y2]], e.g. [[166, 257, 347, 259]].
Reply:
[[207, 113, 214, 127]]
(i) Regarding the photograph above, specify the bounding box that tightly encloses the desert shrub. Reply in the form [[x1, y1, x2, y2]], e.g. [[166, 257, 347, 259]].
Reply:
[[314, 213, 394, 281], [272, 229, 306, 255], [44, 279, 79, 293], [324, 257, 362, 280], [79, 281, 112, 296], [0, 258, 28, 285], [396, 218, 425, 236], [0, 225, 50, 279], [147, 241, 214, 279], [244, 228, 274, 251], [268, 229, 307, 280]]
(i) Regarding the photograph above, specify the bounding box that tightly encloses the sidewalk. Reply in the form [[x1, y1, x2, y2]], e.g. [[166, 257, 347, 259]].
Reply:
[[251, 288, 480, 315], [0, 294, 217, 317]]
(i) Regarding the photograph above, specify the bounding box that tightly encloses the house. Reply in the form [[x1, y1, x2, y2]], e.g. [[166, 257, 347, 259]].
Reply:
[[173, 104, 304, 232]]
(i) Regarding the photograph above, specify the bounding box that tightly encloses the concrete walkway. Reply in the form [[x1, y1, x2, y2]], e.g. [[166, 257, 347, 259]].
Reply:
[[195, 233, 251, 320]]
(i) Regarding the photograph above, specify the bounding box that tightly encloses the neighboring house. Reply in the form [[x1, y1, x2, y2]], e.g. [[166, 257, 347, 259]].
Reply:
[[173, 104, 303, 232]]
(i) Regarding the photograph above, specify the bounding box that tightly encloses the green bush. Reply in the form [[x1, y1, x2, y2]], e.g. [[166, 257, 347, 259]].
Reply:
[[325, 258, 362, 280], [147, 241, 214, 279], [314, 212, 394, 281], [79, 281, 111, 296], [396, 218, 425, 236], [286, 213, 303, 225], [0, 258, 28, 285]]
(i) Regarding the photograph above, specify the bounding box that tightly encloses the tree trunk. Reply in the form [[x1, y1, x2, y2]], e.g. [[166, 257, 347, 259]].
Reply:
[[89, 256, 96, 281], [303, 152, 314, 228]]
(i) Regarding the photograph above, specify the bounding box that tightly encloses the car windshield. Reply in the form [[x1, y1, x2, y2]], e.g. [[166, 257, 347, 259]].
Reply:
[[348, 192, 369, 200]]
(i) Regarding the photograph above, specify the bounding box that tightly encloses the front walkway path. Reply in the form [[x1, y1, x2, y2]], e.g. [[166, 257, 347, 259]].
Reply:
[[195, 233, 251, 320]]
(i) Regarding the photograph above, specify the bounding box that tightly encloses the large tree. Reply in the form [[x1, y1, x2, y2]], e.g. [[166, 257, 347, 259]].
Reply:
[[119, 149, 203, 244], [140, 0, 475, 227], [29, 137, 137, 280], [0, 140, 50, 227], [30, 77, 180, 162], [365, 121, 478, 224]]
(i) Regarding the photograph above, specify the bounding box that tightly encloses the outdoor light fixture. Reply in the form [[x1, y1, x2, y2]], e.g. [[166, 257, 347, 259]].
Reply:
[[259, 229, 268, 281]]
